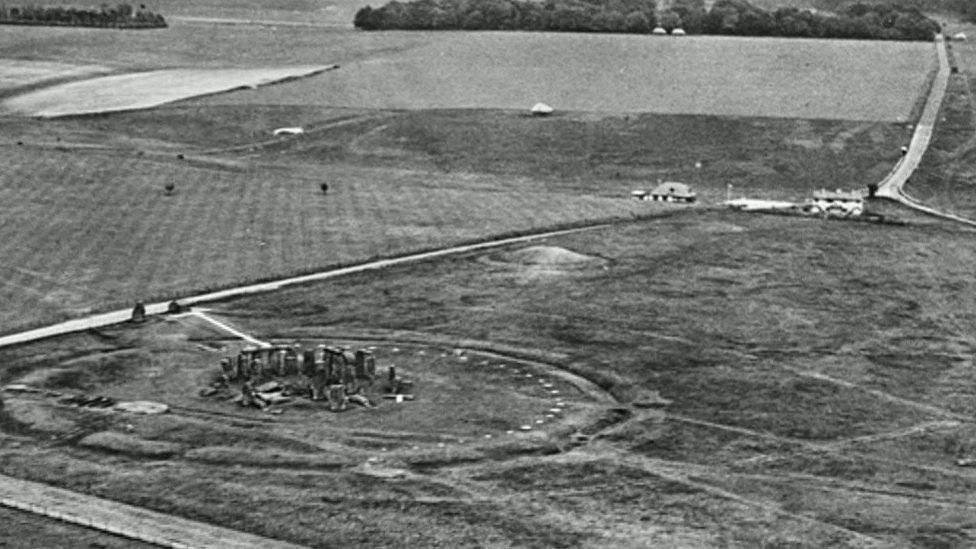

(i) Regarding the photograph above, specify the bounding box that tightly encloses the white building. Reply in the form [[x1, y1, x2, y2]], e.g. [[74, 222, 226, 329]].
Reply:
[[811, 188, 864, 216]]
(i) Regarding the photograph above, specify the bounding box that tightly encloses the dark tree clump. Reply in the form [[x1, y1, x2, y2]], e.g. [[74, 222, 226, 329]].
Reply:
[[0, 3, 167, 29], [353, 0, 940, 41]]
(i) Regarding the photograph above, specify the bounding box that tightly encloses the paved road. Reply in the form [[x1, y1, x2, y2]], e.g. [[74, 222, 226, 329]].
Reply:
[[876, 37, 949, 199], [0, 474, 306, 549], [873, 36, 976, 227]]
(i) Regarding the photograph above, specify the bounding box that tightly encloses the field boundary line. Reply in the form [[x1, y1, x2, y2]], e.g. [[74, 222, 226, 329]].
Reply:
[[0, 474, 307, 549], [0, 223, 612, 349], [169, 16, 348, 29]]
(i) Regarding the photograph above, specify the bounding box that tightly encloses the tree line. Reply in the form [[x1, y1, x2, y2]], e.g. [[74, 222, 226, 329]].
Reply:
[[354, 0, 941, 41], [0, 3, 166, 28]]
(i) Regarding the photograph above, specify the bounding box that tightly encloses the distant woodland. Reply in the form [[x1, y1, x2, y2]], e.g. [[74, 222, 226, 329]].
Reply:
[[0, 3, 166, 28], [800, 0, 976, 22], [354, 0, 941, 41]]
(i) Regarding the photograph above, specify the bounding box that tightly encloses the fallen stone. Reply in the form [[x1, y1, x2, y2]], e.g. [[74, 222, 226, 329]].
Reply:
[[348, 394, 373, 408], [115, 401, 169, 415], [257, 392, 291, 404], [255, 380, 282, 393]]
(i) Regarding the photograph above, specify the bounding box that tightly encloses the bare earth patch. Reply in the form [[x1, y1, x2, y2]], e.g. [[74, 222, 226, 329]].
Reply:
[[3, 65, 335, 117]]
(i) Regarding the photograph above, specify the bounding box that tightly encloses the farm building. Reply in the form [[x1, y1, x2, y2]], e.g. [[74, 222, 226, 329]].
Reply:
[[649, 182, 696, 203], [811, 188, 864, 216]]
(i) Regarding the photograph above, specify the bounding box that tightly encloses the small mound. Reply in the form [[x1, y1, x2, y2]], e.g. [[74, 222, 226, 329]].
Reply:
[[500, 246, 601, 266], [79, 431, 184, 458]]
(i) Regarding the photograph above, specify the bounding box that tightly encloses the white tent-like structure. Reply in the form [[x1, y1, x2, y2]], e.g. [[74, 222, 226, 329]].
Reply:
[[652, 27, 667, 35], [272, 127, 305, 136], [530, 102, 554, 116], [954, 32, 967, 41], [672, 28, 686, 35]]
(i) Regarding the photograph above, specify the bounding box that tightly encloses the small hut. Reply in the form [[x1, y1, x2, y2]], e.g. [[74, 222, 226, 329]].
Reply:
[[649, 182, 696, 203], [672, 28, 686, 35], [652, 27, 667, 35]]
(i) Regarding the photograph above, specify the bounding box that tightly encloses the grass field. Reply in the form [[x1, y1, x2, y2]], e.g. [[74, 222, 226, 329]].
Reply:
[[0, 21, 924, 336], [0, 59, 110, 92], [194, 31, 935, 121], [3, 210, 976, 546], [1, 27, 934, 121], [0, 105, 908, 334], [0, 23, 431, 69], [0, 138, 663, 333]]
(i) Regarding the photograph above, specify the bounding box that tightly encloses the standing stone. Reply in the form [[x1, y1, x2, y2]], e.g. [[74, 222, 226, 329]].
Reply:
[[236, 352, 248, 380], [130, 302, 146, 323], [219, 357, 235, 380], [284, 348, 298, 376], [327, 352, 343, 385], [258, 349, 273, 378], [342, 362, 356, 393], [397, 379, 415, 396], [301, 350, 315, 376], [251, 357, 266, 381], [364, 352, 376, 379], [329, 385, 348, 412], [311, 361, 329, 400], [354, 350, 368, 379], [275, 349, 288, 376]]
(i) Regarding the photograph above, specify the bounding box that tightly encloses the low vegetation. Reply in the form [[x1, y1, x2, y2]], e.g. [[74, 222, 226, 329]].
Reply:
[[0, 3, 166, 28], [355, 0, 940, 41]]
